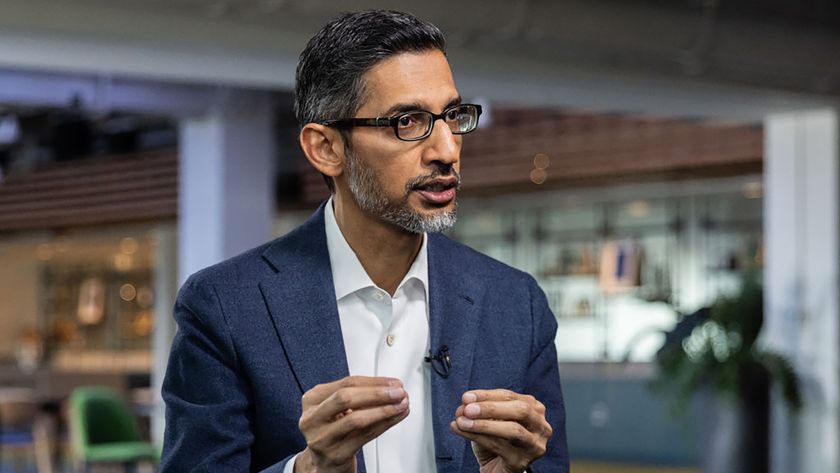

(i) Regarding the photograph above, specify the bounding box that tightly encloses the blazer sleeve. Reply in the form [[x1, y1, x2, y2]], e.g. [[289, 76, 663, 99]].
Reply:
[[160, 275, 292, 473], [524, 276, 570, 473]]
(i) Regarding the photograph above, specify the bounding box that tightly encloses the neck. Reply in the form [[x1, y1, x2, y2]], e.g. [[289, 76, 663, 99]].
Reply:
[[332, 194, 423, 296]]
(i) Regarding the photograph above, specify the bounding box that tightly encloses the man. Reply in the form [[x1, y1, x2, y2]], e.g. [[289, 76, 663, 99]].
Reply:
[[162, 9, 568, 473]]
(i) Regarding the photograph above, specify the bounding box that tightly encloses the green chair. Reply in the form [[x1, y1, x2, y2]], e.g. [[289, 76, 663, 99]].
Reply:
[[69, 386, 159, 473]]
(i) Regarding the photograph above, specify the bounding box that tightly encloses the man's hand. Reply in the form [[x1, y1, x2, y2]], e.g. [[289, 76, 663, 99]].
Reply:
[[450, 389, 552, 473], [295, 376, 409, 473]]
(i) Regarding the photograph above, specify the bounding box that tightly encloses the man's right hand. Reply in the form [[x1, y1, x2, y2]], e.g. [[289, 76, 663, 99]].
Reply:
[[294, 376, 410, 473]]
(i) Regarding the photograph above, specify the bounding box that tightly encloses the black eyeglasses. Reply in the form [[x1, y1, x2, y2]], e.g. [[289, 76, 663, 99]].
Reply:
[[321, 104, 482, 142]]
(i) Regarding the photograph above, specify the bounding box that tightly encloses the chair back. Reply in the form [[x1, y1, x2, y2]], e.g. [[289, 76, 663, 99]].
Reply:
[[70, 386, 143, 458]]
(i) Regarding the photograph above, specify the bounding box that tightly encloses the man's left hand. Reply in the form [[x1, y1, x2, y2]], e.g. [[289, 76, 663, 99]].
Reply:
[[450, 389, 552, 473]]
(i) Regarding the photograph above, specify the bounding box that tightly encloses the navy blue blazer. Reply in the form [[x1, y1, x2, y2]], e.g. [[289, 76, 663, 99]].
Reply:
[[161, 205, 569, 473]]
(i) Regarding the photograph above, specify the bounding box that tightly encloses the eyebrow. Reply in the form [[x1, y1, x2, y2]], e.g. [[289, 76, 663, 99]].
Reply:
[[381, 96, 462, 117]]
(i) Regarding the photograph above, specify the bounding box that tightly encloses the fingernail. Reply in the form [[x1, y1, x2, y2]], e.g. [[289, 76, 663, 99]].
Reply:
[[395, 397, 408, 411], [388, 378, 402, 387], [463, 392, 477, 403], [388, 388, 405, 400], [457, 416, 474, 429], [465, 403, 480, 417]]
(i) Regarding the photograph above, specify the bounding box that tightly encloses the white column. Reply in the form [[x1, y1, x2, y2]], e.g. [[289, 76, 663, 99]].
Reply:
[[764, 109, 839, 473], [178, 89, 275, 284], [151, 224, 177, 446], [152, 89, 274, 443]]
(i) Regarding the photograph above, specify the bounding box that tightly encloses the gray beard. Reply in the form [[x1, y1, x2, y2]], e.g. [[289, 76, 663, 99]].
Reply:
[[344, 149, 458, 234]]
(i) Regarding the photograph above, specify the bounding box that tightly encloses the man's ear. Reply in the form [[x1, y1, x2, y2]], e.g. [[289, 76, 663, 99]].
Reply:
[[299, 124, 346, 179]]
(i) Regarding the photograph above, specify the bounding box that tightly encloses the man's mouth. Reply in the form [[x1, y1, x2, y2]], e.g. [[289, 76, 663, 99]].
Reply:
[[414, 178, 458, 205]]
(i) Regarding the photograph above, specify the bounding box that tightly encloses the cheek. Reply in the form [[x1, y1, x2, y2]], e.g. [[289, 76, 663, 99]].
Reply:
[[388, 164, 419, 194], [378, 154, 425, 191]]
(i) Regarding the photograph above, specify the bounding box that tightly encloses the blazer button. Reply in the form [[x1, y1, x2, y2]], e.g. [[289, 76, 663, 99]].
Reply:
[[386, 335, 395, 347]]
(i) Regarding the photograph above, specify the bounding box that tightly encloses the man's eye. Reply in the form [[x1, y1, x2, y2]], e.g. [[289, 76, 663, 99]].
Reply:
[[445, 109, 460, 121], [398, 114, 419, 128]]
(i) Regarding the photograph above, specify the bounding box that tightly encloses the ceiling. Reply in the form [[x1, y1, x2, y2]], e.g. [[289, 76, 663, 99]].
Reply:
[[68, 0, 840, 30], [49, 0, 838, 97], [0, 0, 837, 122]]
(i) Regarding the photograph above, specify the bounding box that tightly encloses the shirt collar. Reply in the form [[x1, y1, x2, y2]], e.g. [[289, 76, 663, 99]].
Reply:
[[324, 197, 429, 301]]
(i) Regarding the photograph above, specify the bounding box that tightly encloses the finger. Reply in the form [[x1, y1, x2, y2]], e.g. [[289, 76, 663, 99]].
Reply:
[[325, 399, 411, 458], [450, 419, 502, 446], [304, 376, 402, 406], [454, 416, 544, 452], [315, 385, 407, 422], [462, 389, 521, 404], [462, 400, 550, 434], [310, 402, 410, 464], [450, 420, 520, 467]]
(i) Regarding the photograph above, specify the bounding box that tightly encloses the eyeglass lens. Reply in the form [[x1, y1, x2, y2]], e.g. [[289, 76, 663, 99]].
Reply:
[[396, 105, 478, 140]]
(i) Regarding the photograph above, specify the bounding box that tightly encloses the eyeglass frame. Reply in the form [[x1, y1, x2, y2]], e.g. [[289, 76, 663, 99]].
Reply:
[[320, 103, 483, 142]]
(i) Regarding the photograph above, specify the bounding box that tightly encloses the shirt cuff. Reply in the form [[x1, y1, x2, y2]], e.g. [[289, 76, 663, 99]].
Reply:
[[282, 453, 299, 473]]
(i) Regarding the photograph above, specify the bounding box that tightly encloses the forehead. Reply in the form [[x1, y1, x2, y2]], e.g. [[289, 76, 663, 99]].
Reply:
[[357, 50, 458, 115]]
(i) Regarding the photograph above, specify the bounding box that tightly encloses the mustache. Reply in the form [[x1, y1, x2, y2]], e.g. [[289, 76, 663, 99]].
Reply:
[[405, 167, 461, 192]]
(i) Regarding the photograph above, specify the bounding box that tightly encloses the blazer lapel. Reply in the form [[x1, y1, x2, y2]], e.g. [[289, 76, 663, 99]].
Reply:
[[260, 249, 367, 472], [427, 234, 485, 473], [258, 204, 350, 394]]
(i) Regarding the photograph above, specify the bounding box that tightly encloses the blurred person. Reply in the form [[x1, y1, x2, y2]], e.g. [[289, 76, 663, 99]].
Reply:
[[161, 9, 567, 473]]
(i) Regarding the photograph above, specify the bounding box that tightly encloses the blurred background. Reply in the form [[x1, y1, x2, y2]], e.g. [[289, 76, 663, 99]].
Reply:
[[0, 0, 838, 472]]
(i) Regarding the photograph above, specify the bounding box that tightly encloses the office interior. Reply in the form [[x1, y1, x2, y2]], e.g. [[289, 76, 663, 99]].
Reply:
[[1, 1, 838, 472]]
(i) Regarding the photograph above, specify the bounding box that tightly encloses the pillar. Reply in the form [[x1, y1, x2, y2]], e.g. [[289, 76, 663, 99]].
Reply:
[[764, 109, 839, 473]]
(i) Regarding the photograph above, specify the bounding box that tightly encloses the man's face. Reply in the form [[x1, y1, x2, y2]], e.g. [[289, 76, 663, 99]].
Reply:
[[341, 50, 462, 234]]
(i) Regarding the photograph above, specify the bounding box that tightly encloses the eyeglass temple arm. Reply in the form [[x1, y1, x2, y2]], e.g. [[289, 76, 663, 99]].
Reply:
[[321, 117, 392, 128]]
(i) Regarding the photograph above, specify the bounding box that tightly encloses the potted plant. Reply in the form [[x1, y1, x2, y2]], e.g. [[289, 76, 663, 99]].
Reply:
[[654, 272, 801, 473]]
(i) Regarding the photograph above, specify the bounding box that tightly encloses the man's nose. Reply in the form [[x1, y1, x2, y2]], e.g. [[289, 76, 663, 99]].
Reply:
[[422, 119, 460, 165]]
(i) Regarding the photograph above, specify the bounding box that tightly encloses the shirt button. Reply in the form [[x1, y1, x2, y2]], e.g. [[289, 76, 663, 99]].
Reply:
[[373, 292, 384, 301], [386, 335, 395, 347]]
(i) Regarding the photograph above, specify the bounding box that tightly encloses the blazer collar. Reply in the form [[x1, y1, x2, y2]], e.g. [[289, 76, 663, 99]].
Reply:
[[323, 197, 430, 303], [259, 203, 368, 473], [259, 202, 350, 392]]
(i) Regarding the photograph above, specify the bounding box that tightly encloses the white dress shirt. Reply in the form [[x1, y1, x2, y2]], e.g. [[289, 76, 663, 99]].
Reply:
[[284, 199, 436, 473]]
